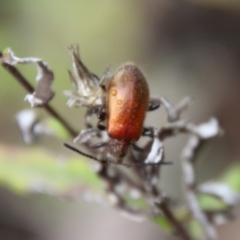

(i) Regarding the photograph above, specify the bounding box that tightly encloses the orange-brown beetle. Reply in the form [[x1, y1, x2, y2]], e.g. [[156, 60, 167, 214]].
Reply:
[[64, 45, 168, 167], [106, 63, 150, 161]]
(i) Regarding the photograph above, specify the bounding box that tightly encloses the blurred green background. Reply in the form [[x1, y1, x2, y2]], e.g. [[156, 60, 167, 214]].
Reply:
[[1, 0, 240, 239]]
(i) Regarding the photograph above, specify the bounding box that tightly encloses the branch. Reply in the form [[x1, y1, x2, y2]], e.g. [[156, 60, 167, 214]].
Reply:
[[181, 135, 218, 240], [155, 197, 193, 240], [0, 51, 78, 138]]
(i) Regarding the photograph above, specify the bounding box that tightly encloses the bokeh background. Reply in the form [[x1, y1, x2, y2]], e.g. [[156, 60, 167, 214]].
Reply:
[[1, 0, 240, 239]]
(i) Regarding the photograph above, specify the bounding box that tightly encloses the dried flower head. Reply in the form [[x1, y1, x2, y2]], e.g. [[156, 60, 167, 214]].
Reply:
[[63, 45, 105, 108]]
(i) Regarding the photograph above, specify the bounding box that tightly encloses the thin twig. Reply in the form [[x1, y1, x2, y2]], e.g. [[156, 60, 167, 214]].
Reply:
[[155, 197, 193, 240], [130, 161, 192, 239], [149, 182, 192, 240], [181, 135, 218, 240], [0, 51, 78, 137]]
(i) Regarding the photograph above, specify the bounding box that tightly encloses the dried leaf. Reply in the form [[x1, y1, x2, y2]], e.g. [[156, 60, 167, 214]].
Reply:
[[1, 48, 54, 107]]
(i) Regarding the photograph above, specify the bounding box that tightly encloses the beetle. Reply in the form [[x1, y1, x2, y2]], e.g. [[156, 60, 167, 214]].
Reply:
[[64, 45, 171, 167], [105, 63, 150, 162]]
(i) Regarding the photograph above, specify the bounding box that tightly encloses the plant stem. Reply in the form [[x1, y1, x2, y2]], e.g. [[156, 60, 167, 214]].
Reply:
[[181, 136, 218, 240], [155, 197, 193, 240], [0, 51, 78, 138]]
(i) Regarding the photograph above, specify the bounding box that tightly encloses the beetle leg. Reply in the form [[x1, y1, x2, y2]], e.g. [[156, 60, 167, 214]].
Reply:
[[142, 127, 154, 137], [97, 119, 106, 131], [84, 105, 107, 131], [97, 105, 106, 120], [96, 104, 107, 131], [148, 98, 161, 111], [148, 96, 191, 121]]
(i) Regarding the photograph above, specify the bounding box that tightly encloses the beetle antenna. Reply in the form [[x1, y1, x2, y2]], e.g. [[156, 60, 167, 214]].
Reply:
[[63, 143, 131, 168], [156, 161, 173, 165], [64, 143, 100, 162], [131, 161, 173, 167]]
